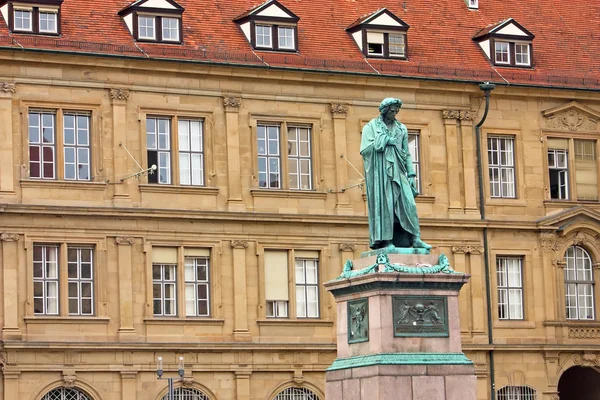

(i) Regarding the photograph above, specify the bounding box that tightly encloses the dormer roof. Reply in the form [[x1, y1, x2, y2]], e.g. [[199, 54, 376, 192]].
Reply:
[[118, 0, 184, 17], [473, 18, 534, 41], [346, 8, 409, 33], [233, 0, 299, 24]]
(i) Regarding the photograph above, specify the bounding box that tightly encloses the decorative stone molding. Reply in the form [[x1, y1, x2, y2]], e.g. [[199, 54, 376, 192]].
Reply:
[[292, 376, 305, 386], [0, 82, 16, 93], [230, 240, 249, 249], [62, 373, 77, 387], [223, 97, 242, 110], [569, 327, 600, 339], [330, 103, 349, 117], [546, 110, 597, 132], [0, 233, 19, 242], [182, 377, 195, 387], [442, 110, 476, 121], [339, 243, 357, 252], [451, 245, 484, 255], [121, 371, 137, 379], [115, 236, 135, 246], [573, 353, 600, 367], [109, 88, 130, 101], [539, 232, 556, 253]]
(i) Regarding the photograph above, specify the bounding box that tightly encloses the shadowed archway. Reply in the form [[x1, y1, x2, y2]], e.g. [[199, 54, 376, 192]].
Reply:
[[558, 366, 600, 400]]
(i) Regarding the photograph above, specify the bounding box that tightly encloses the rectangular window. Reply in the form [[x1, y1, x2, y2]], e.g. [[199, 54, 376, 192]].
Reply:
[[38, 10, 57, 34], [138, 15, 156, 40], [408, 132, 420, 193], [178, 119, 204, 186], [496, 257, 524, 320], [147, 117, 171, 184], [367, 31, 384, 56], [63, 113, 91, 181], [257, 124, 281, 189], [255, 24, 272, 48], [67, 247, 94, 315], [278, 26, 295, 50], [488, 136, 516, 198], [161, 17, 180, 42], [548, 143, 569, 200], [14, 8, 32, 31], [495, 41, 510, 64], [33, 245, 59, 315], [184, 253, 210, 317], [28, 111, 56, 180], [287, 126, 312, 190], [574, 139, 597, 200], [515, 43, 530, 66], [264, 250, 289, 318], [295, 257, 319, 318], [389, 33, 406, 57], [152, 263, 177, 317]]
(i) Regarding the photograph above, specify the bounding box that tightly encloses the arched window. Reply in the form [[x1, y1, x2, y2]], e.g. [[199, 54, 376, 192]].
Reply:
[[161, 388, 209, 400], [497, 385, 537, 400], [274, 387, 321, 400], [564, 246, 595, 320], [41, 387, 91, 400]]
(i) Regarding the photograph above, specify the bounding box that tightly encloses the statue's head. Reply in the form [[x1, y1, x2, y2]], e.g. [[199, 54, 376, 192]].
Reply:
[[376, 252, 388, 264], [379, 98, 402, 119]]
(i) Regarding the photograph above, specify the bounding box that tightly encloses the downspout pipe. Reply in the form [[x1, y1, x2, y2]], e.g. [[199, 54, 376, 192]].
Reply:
[[475, 82, 496, 400]]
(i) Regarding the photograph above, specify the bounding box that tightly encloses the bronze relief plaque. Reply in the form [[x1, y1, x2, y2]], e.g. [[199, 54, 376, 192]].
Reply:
[[347, 298, 369, 343], [392, 296, 449, 337]]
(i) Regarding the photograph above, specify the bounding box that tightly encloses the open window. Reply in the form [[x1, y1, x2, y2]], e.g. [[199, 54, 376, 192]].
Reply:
[[347, 8, 409, 59]]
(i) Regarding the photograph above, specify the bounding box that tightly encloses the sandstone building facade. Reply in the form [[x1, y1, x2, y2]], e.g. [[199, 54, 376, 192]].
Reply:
[[0, 0, 599, 399]]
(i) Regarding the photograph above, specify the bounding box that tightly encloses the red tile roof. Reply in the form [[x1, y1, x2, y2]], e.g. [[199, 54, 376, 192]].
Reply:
[[0, 0, 598, 90]]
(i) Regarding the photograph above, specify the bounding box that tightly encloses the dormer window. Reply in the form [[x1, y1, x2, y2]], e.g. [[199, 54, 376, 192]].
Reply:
[[467, 0, 479, 9], [347, 8, 410, 60], [0, 1, 62, 35], [473, 18, 535, 68], [118, 0, 184, 44], [234, 0, 300, 52]]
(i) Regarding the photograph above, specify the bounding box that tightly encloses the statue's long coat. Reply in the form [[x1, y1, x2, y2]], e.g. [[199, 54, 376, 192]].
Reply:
[[360, 117, 420, 248]]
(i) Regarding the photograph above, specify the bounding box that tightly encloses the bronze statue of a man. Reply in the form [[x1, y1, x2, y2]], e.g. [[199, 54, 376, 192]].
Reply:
[[360, 98, 431, 250]]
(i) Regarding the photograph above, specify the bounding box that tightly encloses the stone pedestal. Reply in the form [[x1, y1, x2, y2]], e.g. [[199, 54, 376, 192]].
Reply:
[[324, 249, 476, 400]]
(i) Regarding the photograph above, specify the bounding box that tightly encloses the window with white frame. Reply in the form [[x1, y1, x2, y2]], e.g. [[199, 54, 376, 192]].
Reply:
[[67, 247, 94, 315], [28, 109, 92, 181], [152, 262, 177, 317], [138, 15, 156, 40], [295, 257, 319, 318], [264, 250, 320, 319], [496, 256, 524, 320], [161, 388, 210, 400], [184, 251, 210, 317], [257, 123, 313, 190], [389, 33, 406, 57], [497, 386, 537, 400], [548, 146, 568, 200], [515, 43, 530, 66], [364, 30, 408, 59], [255, 24, 272, 48], [564, 245, 595, 320], [408, 131, 420, 193], [162, 17, 180, 41], [274, 387, 321, 400], [178, 119, 204, 186], [38, 10, 57, 33], [147, 117, 172, 185], [13, 8, 32, 31], [494, 41, 510, 64], [278, 26, 295, 49], [42, 388, 92, 400], [33, 244, 59, 315], [488, 136, 516, 198]]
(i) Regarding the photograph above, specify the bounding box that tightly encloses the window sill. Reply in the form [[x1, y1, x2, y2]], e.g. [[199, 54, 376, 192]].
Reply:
[[250, 189, 327, 200], [544, 199, 599, 208], [143, 318, 225, 325], [139, 185, 219, 195], [543, 320, 600, 327], [493, 320, 536, 329], [24, 316, 110, 324], [485, 197, 527, 207], [257, 319, 333, 326], [20, 180, 107, 191]]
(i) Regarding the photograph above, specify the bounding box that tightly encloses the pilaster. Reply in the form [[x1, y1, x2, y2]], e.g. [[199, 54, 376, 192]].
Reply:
[[231, 240, 251, 341], [539, 232, 558, 328], [331, 104, 353, 215], [224, 97, 245, 211], [442, 110, 463, 214], [121, 371, 138, 400], [235, 371, 251, 400], [1, 233, 22, 340], [116, 236, 137, 340], [3, 370, 20, 398], [0, 82, 16, 198], [458, 111, 479, 217], [110, 88, 132, 206]]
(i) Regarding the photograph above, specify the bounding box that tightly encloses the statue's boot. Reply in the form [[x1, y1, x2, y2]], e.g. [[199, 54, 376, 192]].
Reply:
[[413, 237, 432, 250]]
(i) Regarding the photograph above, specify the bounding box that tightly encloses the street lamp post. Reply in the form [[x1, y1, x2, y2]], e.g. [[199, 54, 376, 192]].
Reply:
[[157, 356, 185, 400]]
